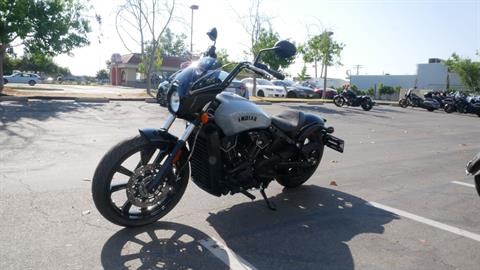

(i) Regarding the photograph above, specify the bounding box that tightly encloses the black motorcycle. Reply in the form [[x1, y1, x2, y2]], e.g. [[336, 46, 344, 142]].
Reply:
[[398, 89, 440, 111], [444, 92, 480, 117], [424, 91, 446, 108], [466, 152, 480, 196], [333, 89, 373, 111], [92, 28, 344, 227]]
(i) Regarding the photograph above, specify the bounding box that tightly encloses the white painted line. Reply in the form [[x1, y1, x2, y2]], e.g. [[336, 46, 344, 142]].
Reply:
[[368, 201, 480, 242], [451, 181, 475, 188], [199, 237, 257, 270]]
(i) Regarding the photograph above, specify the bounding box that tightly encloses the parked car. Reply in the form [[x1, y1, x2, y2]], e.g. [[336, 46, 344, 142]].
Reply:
[[3, 72, 41, 86], [272, 80, 320, 98], [241, 78, 286, 97], [301, 80, 337, 99], [225, 79, 249, 99]]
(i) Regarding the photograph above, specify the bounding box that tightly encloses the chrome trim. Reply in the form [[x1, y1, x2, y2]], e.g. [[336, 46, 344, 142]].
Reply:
[[162, 113, 176, 131], [179, 122, 196, 141]]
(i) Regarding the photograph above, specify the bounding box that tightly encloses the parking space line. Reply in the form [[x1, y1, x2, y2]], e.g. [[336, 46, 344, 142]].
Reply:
[[199, 237, 257, 270], [368, 201, 480, 242], [451, 181, 475, 188]]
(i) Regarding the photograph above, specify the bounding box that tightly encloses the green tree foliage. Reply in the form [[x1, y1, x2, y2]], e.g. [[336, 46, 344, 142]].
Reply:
[[297, 65, 311, 81], [160, 28, 188, 57], [0, 0, 91, 91], [445, 53, 480, 94], [3, 53, 71, 76], [96, 69, 109, 80], [301, 32, 344, 67], [377, 83, 400, 95], [252, 28, 295, 71]]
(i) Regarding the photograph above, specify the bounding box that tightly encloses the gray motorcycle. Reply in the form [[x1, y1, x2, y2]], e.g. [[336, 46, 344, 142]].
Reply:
[[92, 28, 344, 227]]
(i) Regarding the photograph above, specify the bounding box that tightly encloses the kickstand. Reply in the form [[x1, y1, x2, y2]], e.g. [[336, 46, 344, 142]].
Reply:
[[260, 188, 276, 211]]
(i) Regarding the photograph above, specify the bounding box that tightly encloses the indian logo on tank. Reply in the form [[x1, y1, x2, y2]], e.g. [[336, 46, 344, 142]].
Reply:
[[238, 115, 257, 122]]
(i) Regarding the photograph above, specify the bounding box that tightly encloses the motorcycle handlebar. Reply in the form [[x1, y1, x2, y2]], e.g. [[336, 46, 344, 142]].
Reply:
[[253, 63, 285, 80]]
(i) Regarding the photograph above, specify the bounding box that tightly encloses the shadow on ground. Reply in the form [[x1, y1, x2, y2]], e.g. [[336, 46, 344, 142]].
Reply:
[[207, 185, 399, 270], [101, 185, 398, 270], [101, 221, 228, 270]]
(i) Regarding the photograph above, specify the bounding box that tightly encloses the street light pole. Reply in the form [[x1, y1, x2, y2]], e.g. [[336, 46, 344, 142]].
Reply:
[[190, 4, 199, 57]]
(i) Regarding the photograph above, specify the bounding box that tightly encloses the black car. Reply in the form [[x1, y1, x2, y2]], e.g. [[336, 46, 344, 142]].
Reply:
[[272, 80, 319, 98]]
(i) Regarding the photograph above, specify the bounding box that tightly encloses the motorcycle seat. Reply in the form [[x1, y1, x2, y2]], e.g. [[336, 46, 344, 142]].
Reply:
[[271, 110, 305, 137]]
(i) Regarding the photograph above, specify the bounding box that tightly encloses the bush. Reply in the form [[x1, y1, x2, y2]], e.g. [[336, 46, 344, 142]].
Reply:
[[378, 83, 395, 95], [366, 87, 374, 96]]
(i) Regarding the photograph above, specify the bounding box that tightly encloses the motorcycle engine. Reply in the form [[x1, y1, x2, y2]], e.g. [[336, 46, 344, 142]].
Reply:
[[220, 131, 272, 191]]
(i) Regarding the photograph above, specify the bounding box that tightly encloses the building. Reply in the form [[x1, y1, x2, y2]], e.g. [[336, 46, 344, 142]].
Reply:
[[350, 58, 464, 91], [109, 53, 188, 87]]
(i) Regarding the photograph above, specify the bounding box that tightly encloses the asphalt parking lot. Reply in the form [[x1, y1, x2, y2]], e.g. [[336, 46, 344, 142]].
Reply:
[[1, 100, 479, 270]]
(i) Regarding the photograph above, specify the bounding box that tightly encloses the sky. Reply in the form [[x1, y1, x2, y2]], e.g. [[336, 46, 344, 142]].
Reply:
[[53, 0, 480, 80]]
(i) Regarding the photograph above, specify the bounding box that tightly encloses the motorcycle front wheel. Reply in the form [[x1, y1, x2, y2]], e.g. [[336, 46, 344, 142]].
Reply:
[[444, 104, 455, 113], [399, 99, 409, 108], [92, 135, 189, 227], [333, 96, 345, 107]]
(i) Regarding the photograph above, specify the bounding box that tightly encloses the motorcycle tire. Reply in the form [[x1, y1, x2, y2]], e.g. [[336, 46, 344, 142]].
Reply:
[[92, 135, 189, 227], [276, 134, 324, 188], [444, 104, 455, 113], [361, 100, 373, 111], [399, 99, 408, 108], [476, 175, 480, 197], [333, 96, 345, 107], [427, 108, 435, 112]]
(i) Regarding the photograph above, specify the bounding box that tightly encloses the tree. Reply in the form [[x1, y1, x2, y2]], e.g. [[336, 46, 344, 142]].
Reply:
[[96, 69, 109, 80], [0, 0, 91, 92], [297, 65, 311, 81], [445, 53, 480, 94], [252, 28, 295, 71], [115, 0, 175, 94], [160, 28, 188, 57], [301, 32, 344, 98]]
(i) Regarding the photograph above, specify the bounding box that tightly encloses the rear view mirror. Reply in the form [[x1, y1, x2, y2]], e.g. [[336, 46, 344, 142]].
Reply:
[[274, 40, 296, 59], [207, 28, 217, 42]]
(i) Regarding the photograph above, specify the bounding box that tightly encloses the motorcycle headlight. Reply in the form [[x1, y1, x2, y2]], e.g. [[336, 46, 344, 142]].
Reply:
[[168, 87, 181, 114]]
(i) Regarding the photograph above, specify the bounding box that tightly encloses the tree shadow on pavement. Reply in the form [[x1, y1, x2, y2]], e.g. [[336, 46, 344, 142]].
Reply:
[[0, 100, 103, 139], [101, 221, 229, 270], [207, 185, 399, 270]]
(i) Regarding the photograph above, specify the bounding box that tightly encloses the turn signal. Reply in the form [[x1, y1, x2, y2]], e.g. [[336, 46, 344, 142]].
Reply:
[[200, 112, 209, 124]]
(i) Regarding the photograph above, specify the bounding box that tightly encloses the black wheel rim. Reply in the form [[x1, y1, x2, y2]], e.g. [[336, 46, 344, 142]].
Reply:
[[106, 144, 184, 221]]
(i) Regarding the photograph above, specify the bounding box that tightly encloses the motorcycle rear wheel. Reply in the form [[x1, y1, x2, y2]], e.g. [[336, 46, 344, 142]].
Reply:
[[92, 135, 189, 227], [444, 104, 455, 113], [361, 100, 373, 111], [276, 134, 324, 188]]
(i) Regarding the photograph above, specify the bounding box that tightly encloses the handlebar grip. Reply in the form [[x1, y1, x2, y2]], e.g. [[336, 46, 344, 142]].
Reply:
[[267, 69, 285, 80], [254, 63, 285, 80]]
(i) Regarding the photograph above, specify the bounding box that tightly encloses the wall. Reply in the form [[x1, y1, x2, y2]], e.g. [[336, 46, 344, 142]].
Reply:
[[350, 75, 416, 90]]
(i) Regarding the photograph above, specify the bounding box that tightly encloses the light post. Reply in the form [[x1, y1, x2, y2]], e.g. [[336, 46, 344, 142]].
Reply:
[[190, 4, 199, 56]]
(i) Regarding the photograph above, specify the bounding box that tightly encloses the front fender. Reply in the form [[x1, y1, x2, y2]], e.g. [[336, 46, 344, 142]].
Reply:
[[139, 128, 178, 145]]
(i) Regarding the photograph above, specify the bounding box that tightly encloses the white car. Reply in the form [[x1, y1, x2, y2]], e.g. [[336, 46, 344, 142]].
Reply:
[[3, 73, 41, 86], [241, 78, 286, 97]]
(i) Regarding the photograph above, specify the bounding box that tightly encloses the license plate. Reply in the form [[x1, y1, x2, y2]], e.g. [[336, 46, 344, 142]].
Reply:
[[324, 134, 344, 153]]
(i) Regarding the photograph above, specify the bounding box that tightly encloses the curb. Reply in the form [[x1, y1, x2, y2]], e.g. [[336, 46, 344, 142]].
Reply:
[[0, 96, 29, 102], [74, 97, 110, 103], [254, 101, 272, 105]]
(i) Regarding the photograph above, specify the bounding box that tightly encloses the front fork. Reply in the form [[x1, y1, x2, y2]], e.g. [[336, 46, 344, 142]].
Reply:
[[146, 113, 198, 192]]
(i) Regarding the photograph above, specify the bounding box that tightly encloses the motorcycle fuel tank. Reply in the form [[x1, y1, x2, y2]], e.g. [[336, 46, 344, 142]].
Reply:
[[214, 92, 271, 136]]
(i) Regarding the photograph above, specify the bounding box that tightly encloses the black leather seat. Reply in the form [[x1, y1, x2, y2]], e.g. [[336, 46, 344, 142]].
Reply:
[[271, 110, 305, 137]]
